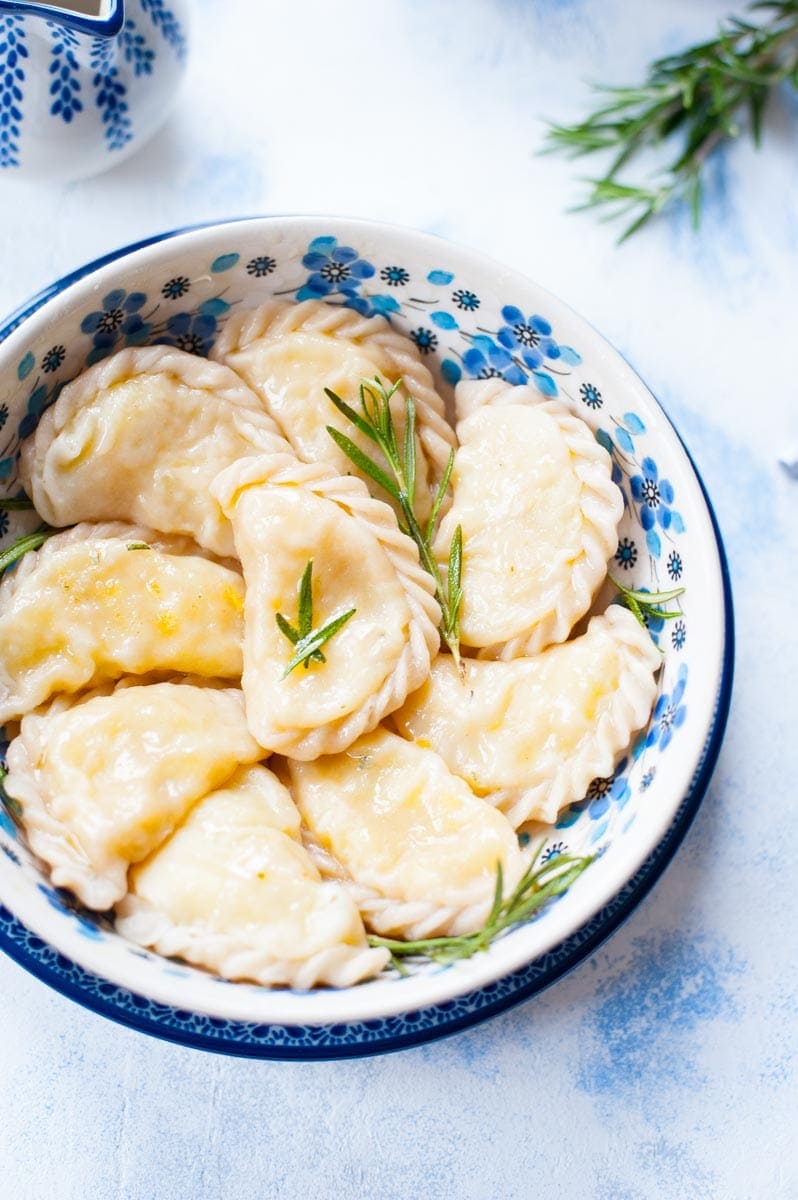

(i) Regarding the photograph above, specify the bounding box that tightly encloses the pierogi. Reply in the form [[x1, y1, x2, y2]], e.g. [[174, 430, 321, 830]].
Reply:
[[19, 345, 288, 557], [0, 522, 245, 724], [116, 765, 389, 987], [435, 379, 623, 657], [212, 298, 455, 522], [285, 727, 526, 940], [4, 679, 263, 910], [212, 454, 440, 759], [393, 606, 661, 827]]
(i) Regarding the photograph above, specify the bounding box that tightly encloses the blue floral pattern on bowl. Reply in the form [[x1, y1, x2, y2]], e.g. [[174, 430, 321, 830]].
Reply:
[[0, 218, 731, 1059], [294, 236, 400, 318]]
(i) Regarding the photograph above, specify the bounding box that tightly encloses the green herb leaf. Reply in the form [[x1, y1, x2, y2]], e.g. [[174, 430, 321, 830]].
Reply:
[[426, 448, 455, 543], [282, 607, 356, 678], [126, 541, 151, 551], [297, 559, 314, 638], [0, 528, 54, 575], [324, 387, 382, 446], [403, 395, 417, 505], [544, 1, 798, 238], [325, 426, 401, 500], [610, 573, 685, 633], [276, 559, 356, 676], [369, 844, 594, 969], [613, 581, 686, 605], [0, 497, 34, 511], [445, 524, 464, 667], [275, 612, 300, 645]]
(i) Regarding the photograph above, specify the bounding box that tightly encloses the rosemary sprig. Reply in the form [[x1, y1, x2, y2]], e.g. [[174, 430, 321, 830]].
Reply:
[[611, 574, 685, 630], [275, 559, 356, 678], [545, 0, 798, 239], [0, 527, 54, 575], [369, 841, 594, 970], [325, 377, 464, 665], [0, 497, 34, 511]]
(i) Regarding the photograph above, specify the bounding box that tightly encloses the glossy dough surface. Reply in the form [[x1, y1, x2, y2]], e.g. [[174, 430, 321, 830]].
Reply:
[[393, 606, 661, 827], [435, 380, 623, 656], [287, 727, 525, 940], [19, 346, 288, 557], [4, 679, 263, 910], [116, 765, 389, 988], [212, 455, 440, 759], [211, 299, 456, 520], [0, 523, 245, 724]]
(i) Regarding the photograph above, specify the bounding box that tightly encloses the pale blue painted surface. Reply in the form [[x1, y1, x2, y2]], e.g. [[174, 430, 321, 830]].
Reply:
[[0, 2, 795, 1196]]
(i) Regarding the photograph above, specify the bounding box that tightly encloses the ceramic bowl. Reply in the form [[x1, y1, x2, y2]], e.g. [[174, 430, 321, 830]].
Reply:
[[0, 216, 733, 1059]]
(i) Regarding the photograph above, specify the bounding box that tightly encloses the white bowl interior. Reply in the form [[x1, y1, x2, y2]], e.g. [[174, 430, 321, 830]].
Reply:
[[0, 217, 728, 1026]]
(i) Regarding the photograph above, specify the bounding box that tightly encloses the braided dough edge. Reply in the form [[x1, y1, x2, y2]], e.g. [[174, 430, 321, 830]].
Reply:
[[301, 828, 526, 942], [115, 890, 389, 988], [487, 607, 662, 828]]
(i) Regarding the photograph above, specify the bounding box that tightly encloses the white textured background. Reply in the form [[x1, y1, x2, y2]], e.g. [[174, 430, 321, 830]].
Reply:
[[1, 2, 796, 1197]]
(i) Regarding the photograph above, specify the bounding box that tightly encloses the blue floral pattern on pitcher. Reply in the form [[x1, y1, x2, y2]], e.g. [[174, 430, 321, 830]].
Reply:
[[0, 15, 26, 167], [0, 0, 187, 181]]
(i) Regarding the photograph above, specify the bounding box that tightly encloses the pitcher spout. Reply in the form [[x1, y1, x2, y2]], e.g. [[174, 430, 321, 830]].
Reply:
[[0, 1, 124, 39]]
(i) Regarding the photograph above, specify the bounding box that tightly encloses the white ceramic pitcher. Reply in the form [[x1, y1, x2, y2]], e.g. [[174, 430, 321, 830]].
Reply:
[[0, 0, 189, 181]]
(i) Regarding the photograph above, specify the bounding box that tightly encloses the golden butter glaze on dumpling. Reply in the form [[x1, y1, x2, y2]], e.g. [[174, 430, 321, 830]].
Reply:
[[19, 346, 289, 558], [435, 379, 623, 657], [212, 454, 441, 760], [211, 298, 456, 522], [115, 764, 389, 989], [393, 606, 661, 827], [0, 522, 245, 724], [3, 678, 263, 910], [285, 727, 525, 941]]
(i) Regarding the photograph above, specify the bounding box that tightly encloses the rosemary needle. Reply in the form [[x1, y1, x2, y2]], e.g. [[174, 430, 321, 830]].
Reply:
[[0, 527, 54, 575], [0, 497, 34, 511], [610, 574, 685, 632]]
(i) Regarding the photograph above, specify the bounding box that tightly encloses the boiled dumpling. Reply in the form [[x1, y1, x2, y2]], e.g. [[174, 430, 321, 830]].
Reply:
[[115, 764, 389, 988], [0, 522, 245, 724], [392, 606, 661, 827], [3, 679, 263, 910], [19, 346, 289, 557], [211, 454, 440, 759], [285, 727, 525, 940], [211, 298, 456, 521], [434, 379, 623, 657]]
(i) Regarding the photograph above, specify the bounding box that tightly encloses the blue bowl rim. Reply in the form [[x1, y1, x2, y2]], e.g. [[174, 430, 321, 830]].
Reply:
[[0, 217, 735, 1061]]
